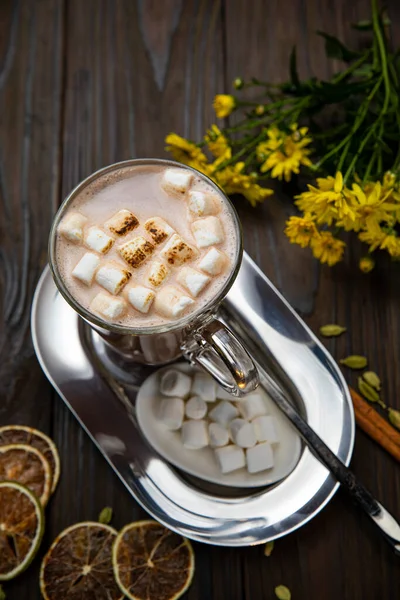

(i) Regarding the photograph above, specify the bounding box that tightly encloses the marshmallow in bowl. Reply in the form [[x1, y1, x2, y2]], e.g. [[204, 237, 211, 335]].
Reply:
[[58, 212, 88, 243], [188, 190, 217, 217], [85, 226, 114, 254], [237, 393, 268, 420], [185, 396, 208, 420], [158, 397, 185, 431], [72, 252, 100, 285], [176, 266, 210, 297], [160, 369, 192, 398], [161, 234, 197, 266], [191, 216, 224, 248], [246, 442, 274, 473], [127, 285, 155, 314], [229, 418, 257, 449], [144, 217, 174, 245], [105, 209, 139, 236], [154, 286, 194, 318], [209, 401, 238, 427], [95, 261, 132, 294], [90, 292, 127, 320], [198, 247, 227, 276], [146, 261, 169, 287], [161, 168, 193, 196], [181, 420, 209, 449], [191, 372, 217, 402], [214, 445, 245, 474], [208, 423, 230, 448], [253, 415, 279, 444], [118, 236, 154, 268]]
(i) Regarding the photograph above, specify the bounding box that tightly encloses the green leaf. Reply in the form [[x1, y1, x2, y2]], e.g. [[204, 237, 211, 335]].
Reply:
[[317, 31, 360, 62], [98, 506, 113, 525], [289, 46, 300, 89]]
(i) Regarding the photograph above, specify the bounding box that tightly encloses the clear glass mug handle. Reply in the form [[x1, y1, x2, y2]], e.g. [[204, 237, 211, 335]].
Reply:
[[182, 318, 259, 397]]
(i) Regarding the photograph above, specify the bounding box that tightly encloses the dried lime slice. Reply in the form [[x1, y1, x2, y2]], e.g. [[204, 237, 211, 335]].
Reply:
[[113, 520, 195, 600], [40, 522, 123, 600], [0, 480, 44, 581], [0, 425, 60, 493], [0, 444, 52, 506]]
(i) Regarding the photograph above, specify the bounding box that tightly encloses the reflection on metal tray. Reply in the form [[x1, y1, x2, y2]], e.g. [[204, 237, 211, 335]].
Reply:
[[31, 252, 354, 547]]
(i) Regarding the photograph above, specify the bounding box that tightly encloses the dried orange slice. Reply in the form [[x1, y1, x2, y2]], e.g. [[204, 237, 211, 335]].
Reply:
[[112, 520, 195, 600], [0, 425, 60, 493], [0, 480, 44, 581], [40, 522, 123, 600], [0, 444, 52, 506]]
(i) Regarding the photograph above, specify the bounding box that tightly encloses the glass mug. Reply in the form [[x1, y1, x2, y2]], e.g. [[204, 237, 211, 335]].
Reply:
[[48, 159, 259, 397]]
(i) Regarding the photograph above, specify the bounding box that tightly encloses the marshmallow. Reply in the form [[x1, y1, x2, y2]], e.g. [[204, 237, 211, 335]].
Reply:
[[253, 416, 279, 444], [90, 292, 126, 320], [191, 216, 224, 248], [191, 372, 217, 402], [188, 190, 217, 217], [181, 420, 209, 449], [58, 212, 87, 243], [85, 226, 114, 254], [176, 267, 210, 297], [95, 261, 132, 295], [209, 401, 238, 427], [161, 168, 193, 196], [198, 247, 227, 276], [105, 209, 139, 236], [229, 418, 257, 449], [160, 369, 192, 398], [158, 397, 184, 431], [72, 252, 100, 285], [185, 396, 208, 420], [118, 236, 154, 268], [246, 442, 274, 473], [127, 285, 155, 314], [208, 423, 230, 448], [154, 286, 194, 319], [161, 234, 197, 266], [144, 217, 174, 245], [146, 261, 169, 287], [216, 386, 234, 401], [237, 393, 268, 421], [214, 445, 245, 474]]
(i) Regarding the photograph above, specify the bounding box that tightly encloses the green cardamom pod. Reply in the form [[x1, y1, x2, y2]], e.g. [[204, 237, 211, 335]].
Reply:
[[0, 584, 6, 600], [319, 324, 347, 337], [388, 408, 400, 430], [339, 355, 368, 369], [98, 506, 113, 525], [362, 371, 381, 391], [264, 540, 274, 556], [275, 585, 291, 600], [358, 377, 380, 403]]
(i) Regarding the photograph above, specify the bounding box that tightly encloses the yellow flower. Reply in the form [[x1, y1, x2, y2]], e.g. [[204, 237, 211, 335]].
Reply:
[[213, 94, 236, 118], [295, 172, 353, 225], [214, 161, 273, 207], [285, 214, 318, 248], [359, 256, 375, 273], [382, 171, 397, 191], [341, 181, 397, 232], [311, 231, 346, 266], [257, 125, 312, 182], [380, 233, 400, 257], [165, 133, 208, 166], [204, 125, 230, 158]]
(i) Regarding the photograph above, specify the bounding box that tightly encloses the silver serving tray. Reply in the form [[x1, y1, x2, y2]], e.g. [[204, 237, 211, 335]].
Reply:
[[31, 253, 354, 546]]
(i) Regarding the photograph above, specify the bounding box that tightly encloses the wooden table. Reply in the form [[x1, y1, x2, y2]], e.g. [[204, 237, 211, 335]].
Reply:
[[2, 1, 400, 598]]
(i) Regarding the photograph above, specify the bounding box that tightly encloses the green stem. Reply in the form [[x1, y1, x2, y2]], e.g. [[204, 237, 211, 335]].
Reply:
[[212, 131, 267, 172], [344, 121, 379, 183], [372, 0, 391, 115], [332, 52, 370, 84]]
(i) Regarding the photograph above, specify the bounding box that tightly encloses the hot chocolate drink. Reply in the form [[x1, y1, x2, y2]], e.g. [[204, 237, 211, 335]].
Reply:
[[55, 163, 239, 328]]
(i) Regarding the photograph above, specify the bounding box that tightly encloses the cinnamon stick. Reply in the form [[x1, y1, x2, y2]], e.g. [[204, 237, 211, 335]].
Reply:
[[350, 387, 400, 463]]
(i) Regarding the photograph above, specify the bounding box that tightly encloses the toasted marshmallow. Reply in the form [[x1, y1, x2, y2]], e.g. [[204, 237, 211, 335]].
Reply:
[[214, 445, 245, 474], [230, 418, 257, 449], [191, 372, 217, 402], [181, 420, 209, 449], [208, 423, 230, 448], [90, 292, 126, 320], [191, 216, 224, 248], [161, 168, 193, 196], [198, 247, 227, 276], [105, 209, 139, 236], [188, 190, 217, 217], [176, 267, 210, 297], [127, 285, 155, 314], [154, 286, 195, 319], [85, 226, 114, 254], [160, 369, 192, 398], [58, 212, 87, 243], [246, 442, 274, 473], [72, 252, 100, 285], [144, 217, 174, 245], [146, 261, 169, 287], [118, 236, 154, 268], [185, 396, 208, 420], [158, 397, 184, 431], [253, 415, 279, 444], [237, 394, 267, 420], [161, 234, 197, 266], [209, 401, 238, 427], [95, 261, 132, 294]]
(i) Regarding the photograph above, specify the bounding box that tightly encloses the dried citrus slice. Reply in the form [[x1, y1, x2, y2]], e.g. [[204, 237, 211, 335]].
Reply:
[[40, 522, 123, 600], [0, 480, 44, 581], [0, 444, 52, 506], [112, 520, 195, 600], [0, 425, 60, 493]]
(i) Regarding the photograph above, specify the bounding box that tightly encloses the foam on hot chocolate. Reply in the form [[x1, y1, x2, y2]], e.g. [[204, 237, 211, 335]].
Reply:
[[55, 164, 238, 328]]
